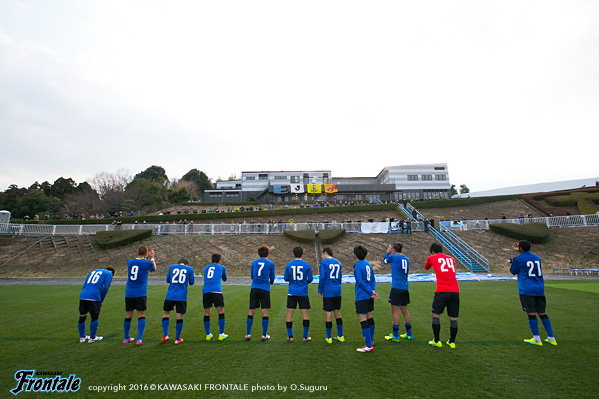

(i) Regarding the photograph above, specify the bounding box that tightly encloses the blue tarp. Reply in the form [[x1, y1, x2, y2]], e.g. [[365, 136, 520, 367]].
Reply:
[[273, 273, 514, 285]]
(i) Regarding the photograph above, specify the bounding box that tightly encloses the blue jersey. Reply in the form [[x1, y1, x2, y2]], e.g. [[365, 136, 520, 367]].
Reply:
[[203, 263, 227, 294], [384, 253, 410, 291], [354, 259, 376, 301], [284, 259, 313, 297], [80, 269, 113, 302], [250, 258, 275, 292], [318, 257, 342, 298], [125, 258, 155, 298], [165, 264, 195, 301], [510, 251, 545, 296]]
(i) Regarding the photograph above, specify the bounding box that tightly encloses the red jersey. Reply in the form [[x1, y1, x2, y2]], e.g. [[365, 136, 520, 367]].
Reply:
[[424, 253, 460, 293]]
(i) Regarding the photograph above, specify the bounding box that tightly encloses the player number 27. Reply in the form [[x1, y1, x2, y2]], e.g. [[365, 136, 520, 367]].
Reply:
[[526, 260, 542, 277], [329, 264, 340, 279]]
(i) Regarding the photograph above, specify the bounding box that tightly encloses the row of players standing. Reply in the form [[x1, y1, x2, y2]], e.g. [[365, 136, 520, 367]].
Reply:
[[78, 240, 557, 350]]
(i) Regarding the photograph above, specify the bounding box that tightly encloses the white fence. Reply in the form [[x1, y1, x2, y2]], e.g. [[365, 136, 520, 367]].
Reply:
[[1, 214, 597, 237], [440, 214, 599, 231]]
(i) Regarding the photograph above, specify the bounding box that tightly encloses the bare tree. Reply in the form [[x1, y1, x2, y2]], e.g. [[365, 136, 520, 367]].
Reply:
[[90, 169, 132, 199]]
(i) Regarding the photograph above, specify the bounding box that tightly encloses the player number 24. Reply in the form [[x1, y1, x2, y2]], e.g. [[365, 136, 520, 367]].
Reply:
[[439, 258, 455, 272]]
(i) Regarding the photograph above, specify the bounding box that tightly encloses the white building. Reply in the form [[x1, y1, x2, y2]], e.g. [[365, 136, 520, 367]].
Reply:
[[205, 164, 451, 203]]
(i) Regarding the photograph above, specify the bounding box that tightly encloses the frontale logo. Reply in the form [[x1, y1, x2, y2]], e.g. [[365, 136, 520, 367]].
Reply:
[[11, 370, 81, 396]]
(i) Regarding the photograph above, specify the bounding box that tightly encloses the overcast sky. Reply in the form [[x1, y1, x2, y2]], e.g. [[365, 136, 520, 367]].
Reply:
[[1, 0, 597, 193]]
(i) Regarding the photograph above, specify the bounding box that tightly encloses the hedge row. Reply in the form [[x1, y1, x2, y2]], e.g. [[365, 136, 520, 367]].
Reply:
[[523, 188, 599, 216], [96, 229, 153, 249], [31, 204, 400, 225], [412, 194, 523, 209], [489, 223, 549, 244], [283, 229, 346, 244]]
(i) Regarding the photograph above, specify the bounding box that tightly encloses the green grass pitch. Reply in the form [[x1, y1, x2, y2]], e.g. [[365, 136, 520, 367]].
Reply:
[[1, 281, 597, 398]]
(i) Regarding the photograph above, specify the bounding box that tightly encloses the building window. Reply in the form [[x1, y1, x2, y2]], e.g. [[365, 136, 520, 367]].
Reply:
[[422, 175, 433, 181], [274, 176, 287, 180], [303, 173, 309, 180], [291, 176, 299, 183], [408, 175, 418, 181], [259, 174, 268, 180], [245, 176, 255, 180], [434, 166, 446, 170], [435, 175, 447, 181]]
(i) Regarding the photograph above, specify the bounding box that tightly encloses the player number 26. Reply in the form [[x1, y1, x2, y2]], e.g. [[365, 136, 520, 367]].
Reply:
[[172, 268, 187, 284]]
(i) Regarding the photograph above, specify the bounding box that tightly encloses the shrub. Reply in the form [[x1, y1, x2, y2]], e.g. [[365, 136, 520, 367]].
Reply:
[[489, 223, 549, 244], [284, 228, 345, 244], [96, 229, 152, 249]]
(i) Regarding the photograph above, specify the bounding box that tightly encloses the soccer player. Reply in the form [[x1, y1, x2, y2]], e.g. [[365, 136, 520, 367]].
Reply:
[[383, 243, 413, 342], [203, 254, 228, 341], [510, 240, 557, 346], [318, 247, 345, 344], [353, 245, 378, 353], [78, 267, 115, 343], [424, 242, 459, 349], [284, 247, 313, 343], [123, 245, 156, 346], [161, 258, 195, 345], [246, 245, 275, 341]]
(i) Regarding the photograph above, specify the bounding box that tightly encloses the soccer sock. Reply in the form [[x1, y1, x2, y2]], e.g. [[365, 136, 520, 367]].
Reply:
[[528, 315, 540, 338], [287, 321, 293, 338], [204, 315, 211, 335], [540, 314, 554, 338], [246, 315, 254, 336], [78, 316, 87, 338], [138, 317, 146, 341], [303, 319, 310, 339], [326, 321, 333, 339], [336, 317, 344, 337], [405, 323, 412, 336], [218, 313, 225, 334], [262, 316, 269, 336], [124, 318, 132, 339], [392, 324, 400, 338], [90, 320, 99, 339], [175, 319, 183, 341], [449, 320, 458, 343], [162, 317, 169, 337], [432, 317, 441, 342], [368, 318, 375, 344], [360, 320, 371, 347]]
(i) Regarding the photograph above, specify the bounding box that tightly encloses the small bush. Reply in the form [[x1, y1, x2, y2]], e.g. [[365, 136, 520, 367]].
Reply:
[[489, 223, 549, 244], [96, 229, 152, 249], [284, 229, 345, 244]]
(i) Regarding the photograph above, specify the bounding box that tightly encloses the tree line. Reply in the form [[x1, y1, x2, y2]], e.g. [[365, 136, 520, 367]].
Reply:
[[0, 166, 216, 220]]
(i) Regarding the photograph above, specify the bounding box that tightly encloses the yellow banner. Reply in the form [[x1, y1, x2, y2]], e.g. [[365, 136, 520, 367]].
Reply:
[[307, 184, 322, 194], [324, 184, 338, 193]]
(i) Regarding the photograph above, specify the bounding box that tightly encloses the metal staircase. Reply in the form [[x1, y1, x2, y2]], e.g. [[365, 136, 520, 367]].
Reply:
[[401, 203, 490, 273]]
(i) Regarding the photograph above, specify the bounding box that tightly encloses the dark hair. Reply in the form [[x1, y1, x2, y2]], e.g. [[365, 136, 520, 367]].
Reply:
[[258, 245, 269, 258], [322, 247, 333, 256], [518, 240, 532, 252], [354, 245, 368, 260], [106, 267, 115, 276], [212, 253, 221, 263], [137, 246, 148, 256], [430, 243, 443, 254], [178, 258, 189, 265], [293, 246, 303, 258], [392, 243, 403, 253]]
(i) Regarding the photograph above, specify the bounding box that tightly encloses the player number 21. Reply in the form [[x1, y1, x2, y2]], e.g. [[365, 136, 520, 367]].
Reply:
[[526, 260, 542, 277]]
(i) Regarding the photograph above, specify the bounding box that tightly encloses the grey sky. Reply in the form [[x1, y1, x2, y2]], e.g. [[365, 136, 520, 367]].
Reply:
[[1, 1, 598, 192]]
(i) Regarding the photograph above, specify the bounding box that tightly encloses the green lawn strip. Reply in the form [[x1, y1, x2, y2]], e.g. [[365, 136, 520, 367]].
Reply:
[[0, 282, 597, 398]]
